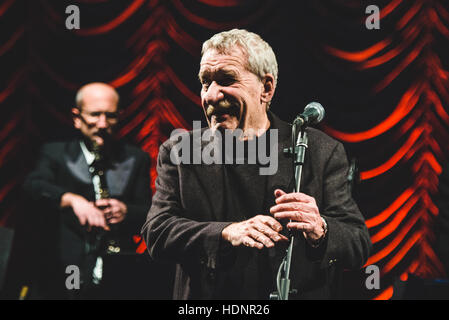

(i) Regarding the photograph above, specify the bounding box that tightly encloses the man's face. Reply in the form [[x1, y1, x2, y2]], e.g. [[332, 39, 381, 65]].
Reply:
[[199, 47, 269, 132], [73, 86, 119, 147]]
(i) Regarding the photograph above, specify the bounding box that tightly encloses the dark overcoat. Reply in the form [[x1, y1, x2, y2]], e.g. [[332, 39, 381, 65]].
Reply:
[[23, 139, 151, 297], [142, 112, 371, 299]]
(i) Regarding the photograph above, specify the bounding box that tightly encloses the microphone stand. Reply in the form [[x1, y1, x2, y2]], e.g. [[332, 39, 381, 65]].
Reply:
[[270, 119, 308, 300]]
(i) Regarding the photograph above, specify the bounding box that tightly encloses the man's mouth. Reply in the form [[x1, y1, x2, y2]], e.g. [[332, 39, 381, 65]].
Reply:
[[214, 114, 229, 122], [206, 100, 240, 121], [95, 129, 111, 137], [92, 130, 113, 143]]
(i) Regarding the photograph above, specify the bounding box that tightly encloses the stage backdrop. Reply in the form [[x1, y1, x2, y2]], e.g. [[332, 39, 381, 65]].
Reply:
[[1, 0, 448, 299]]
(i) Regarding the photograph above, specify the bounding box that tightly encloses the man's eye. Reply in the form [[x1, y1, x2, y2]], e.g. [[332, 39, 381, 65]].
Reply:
[[105, 112, 119, 119], [219, 79, 234, 86]]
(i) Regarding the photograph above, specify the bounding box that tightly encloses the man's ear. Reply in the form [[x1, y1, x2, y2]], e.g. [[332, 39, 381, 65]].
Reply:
[[72, 107, 81, 129], [260, 74, 276, 104]]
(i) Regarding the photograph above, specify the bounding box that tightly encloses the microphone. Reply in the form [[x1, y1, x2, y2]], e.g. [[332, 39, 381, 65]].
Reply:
[[293, 102, 325, 127]]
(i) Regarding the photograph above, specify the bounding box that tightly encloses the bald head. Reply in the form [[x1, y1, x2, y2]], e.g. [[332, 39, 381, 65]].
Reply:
[[76, 82, 119, 110], [72, 82, 120, 147]]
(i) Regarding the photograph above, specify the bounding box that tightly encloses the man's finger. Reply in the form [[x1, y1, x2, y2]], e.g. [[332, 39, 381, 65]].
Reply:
[[94, 215, 104, 227], [86, 216, 96, 228], [242, 236, 264, 250], [107, 198, 120, 205], [275, 192, 314, 204], [107, 218, 119, 224], [96, 216, 110, 231], [274, 189, 287, 198], [253, 221, 286, 242], [257, 215, 283, 232], [95, 199, 109, 207], [88, 213, 106, 229], [102, 207, 112, 215], [249, 229, 274, 248], [287, 222, 313, 232], [270, 202, 310, 214], [78, 215, 86, 226], [273, 210, 304, 221]]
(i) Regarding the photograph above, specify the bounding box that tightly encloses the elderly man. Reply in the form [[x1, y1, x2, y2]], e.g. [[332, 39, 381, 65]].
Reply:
[[24, 82, 151, 299], [142, 29, 371, 299]]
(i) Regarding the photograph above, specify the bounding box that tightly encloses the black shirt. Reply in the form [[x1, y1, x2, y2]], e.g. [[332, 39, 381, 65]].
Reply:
[[214, 132, 283, 299]]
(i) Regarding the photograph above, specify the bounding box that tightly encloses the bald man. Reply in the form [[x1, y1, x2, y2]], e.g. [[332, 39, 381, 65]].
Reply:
[[24, 83, 152, 299]]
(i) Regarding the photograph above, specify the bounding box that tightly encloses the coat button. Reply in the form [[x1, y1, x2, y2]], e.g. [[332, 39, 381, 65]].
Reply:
[[329, 259, 337, 266]]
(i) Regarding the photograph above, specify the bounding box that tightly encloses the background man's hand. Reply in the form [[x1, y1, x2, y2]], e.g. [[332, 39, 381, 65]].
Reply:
[[95, 198, 128, 224], [221, 214, 288, 249], [60, 192, 110, 231], [270, 189, 325, 243]]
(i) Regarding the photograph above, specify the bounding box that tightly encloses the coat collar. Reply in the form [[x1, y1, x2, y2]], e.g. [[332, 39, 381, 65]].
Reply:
[[64, 139, 135, 197], [265, 111, 295, 198], [65, 136, 127, 162]]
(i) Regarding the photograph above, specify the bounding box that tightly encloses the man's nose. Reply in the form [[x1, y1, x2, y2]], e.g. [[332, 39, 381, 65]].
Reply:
[[96, 114, 109, 128], [203, 81, 224, 106]]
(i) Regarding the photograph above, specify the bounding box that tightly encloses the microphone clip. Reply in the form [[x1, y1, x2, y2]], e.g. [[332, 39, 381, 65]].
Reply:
[[292, 115, 308, 128]]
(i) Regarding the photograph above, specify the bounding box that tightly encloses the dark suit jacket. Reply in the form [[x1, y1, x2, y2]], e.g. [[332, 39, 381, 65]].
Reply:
[[142, 112, 372, 299], [23, 138, 151, 297]]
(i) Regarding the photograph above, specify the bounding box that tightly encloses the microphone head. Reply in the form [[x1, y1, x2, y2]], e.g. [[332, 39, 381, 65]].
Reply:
[[304, 102, 325, 124]]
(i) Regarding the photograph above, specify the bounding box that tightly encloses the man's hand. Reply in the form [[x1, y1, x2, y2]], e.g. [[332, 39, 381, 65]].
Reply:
[[60, 192, 110, 231], [95, 198, 128, 224], [270, 189, 325, 243], [221, 215, 288, 249]]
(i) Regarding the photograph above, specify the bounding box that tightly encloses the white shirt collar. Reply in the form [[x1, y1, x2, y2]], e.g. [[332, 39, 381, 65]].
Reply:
[[80, 140, 95, 166]]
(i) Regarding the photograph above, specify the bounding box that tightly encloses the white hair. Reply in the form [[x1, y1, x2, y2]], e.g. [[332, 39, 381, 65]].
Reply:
[[201, 29, 278, 90]]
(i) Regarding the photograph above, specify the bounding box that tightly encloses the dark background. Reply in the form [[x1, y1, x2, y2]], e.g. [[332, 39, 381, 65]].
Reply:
[[1, 0, 449, 299]]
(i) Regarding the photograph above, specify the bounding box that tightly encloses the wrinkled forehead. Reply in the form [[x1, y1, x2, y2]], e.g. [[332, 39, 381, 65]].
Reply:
[[199, 47, 250, 77], [77, 83, 119, 110], [81, 90, 118, 112]]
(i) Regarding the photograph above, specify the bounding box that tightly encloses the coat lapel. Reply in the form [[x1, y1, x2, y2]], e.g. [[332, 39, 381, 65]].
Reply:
[[265, 112, 295, 199], [65, 140, 92, 184], [106, 156, 135, 197], [64, 139, 136, 197]]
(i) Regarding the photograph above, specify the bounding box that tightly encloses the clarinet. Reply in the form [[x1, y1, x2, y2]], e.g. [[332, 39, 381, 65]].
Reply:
[[90, 141, 121, 255]]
